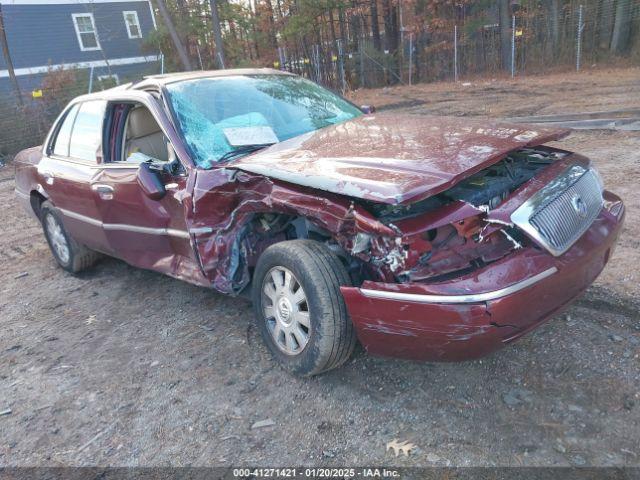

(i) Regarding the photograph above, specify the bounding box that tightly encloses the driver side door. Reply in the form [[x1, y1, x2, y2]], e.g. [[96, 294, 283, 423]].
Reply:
[[90, 99, 205, 284]]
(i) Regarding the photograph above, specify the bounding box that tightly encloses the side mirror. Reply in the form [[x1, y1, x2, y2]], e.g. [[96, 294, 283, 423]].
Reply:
[[137, 162, 166, 200], [361, 105, 376, 114]]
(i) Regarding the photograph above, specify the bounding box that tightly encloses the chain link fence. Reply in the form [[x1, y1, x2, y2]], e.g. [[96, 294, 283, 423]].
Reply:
[[278, 2, 640, 92]]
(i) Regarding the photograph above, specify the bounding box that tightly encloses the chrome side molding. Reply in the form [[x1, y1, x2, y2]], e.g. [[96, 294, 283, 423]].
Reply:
[[59, 208, 191, 239], [359, 267, 558, 304]]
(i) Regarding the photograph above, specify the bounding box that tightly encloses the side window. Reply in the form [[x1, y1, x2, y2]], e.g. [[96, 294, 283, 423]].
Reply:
[[69, 100, 107, 162], [52, 104, 80, 157]]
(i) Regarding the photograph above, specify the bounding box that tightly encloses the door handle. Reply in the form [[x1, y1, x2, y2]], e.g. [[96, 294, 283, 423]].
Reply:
[[91, 184, 114, 200]]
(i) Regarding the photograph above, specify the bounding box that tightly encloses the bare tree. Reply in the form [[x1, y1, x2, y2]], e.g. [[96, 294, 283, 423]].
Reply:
[[0, 3, 22, 105], [209, 0, 226, 68], [549, 0, 560, 52], [155, 0, 193, 70], [381, 0, 399, 53], [263, 0, 279, 50], [599, 0, 616, 49], [610, 0, 632, 53], [498, 0, 512, 71], [370, 0, 381, 51]]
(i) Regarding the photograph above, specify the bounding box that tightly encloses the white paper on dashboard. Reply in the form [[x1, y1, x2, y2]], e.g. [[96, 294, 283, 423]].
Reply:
[[223, 126, 279, 147]]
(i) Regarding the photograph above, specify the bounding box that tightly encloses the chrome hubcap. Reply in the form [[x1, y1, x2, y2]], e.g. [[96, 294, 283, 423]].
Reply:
[[262, 266, 310, 356], [45, 214, 70, 264]]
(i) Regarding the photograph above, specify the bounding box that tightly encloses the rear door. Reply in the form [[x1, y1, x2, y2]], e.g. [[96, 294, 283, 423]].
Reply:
[[38, 100, 111, 253]]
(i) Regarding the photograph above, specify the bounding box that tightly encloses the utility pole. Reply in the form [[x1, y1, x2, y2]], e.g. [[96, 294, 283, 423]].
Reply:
[[0, 3, 23, 106], [154, 0, 192, 71], [209, 0, 226, 69]]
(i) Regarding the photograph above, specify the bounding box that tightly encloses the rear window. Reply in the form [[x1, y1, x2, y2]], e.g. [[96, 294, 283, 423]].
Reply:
[[52, 104, 79, 157]]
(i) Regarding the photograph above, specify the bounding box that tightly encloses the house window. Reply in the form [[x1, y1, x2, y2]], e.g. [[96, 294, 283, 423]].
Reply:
[[123, 11, 142, 39], [72, 13, 100, 51]]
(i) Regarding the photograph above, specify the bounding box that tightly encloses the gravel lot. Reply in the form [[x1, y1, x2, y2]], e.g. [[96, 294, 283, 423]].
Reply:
[[1, 68, 639, 467]]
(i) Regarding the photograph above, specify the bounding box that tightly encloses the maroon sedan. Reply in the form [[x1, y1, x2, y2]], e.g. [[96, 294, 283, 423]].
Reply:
[[14, 69, 624, 376]]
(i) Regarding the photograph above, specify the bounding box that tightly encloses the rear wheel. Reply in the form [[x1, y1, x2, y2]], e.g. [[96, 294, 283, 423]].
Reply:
[[252, 240, 356, 376], [41, 201, 100, 273]]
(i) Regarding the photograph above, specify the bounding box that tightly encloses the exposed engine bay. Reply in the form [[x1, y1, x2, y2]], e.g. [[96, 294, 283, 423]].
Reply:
[[232, 147, 565, 291], [360, 147, 567, 283], [364, 147, 564, 223], [442, 147, 565, 208]]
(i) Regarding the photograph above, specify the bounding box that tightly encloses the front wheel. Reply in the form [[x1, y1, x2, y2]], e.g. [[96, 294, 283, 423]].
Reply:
[[252, 240, 356, 376]]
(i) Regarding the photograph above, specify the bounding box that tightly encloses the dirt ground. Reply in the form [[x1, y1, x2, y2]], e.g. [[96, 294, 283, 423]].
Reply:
[[1, 68, 639, 468]]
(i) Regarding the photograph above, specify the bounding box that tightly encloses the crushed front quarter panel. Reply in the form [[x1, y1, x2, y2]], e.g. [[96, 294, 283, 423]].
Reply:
[[185, 168, 398, 293]]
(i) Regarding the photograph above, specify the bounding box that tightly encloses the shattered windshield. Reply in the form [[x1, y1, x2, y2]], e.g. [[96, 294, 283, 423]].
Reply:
[[166, 75, 363, 168]]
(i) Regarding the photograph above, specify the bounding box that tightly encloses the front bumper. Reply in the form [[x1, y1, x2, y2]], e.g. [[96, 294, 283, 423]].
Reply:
[[341, 191, 625, 362]]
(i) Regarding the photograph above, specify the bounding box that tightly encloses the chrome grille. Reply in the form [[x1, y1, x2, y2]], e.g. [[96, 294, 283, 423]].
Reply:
[[511, 166, 604, 256]]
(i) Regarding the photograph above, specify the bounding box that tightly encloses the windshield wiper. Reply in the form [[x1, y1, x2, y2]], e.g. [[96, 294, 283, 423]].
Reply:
[[217, 144, 273, 163]]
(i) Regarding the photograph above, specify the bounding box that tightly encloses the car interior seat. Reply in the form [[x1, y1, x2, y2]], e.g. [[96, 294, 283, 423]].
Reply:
[[124, 107, 168, 162]]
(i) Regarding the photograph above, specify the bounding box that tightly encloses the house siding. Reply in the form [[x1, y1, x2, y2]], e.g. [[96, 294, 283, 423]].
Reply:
[[0, 0, 158, 91]]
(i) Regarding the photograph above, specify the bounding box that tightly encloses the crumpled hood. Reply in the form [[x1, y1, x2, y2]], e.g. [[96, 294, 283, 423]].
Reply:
[[227, 114, 570, 205]]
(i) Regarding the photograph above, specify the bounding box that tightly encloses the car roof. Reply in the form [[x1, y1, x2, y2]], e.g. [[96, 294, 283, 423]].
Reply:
[[75, 68, 294, 102], [140, 67, 292, 85]]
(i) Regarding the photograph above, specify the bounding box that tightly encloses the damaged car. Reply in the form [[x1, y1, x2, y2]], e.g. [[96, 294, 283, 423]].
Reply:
[[14, 69, 625, 376]]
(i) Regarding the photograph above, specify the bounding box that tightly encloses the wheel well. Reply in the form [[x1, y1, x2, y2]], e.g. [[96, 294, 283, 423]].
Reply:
[[244, 213, 360, 287], [30, 191, 46, 219]]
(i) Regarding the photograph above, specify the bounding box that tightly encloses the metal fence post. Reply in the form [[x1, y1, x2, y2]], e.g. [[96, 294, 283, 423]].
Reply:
[[160, 52, 164, 74], [454, 25, 458, 82], [511, 15, 516, 78], [576, 5, 584, 72], [88, 65, 94, 93]]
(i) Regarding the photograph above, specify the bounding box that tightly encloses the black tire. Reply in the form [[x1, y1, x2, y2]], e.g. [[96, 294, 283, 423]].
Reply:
[[40, 201, 100, 273], [252, 240, 356, 376]]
